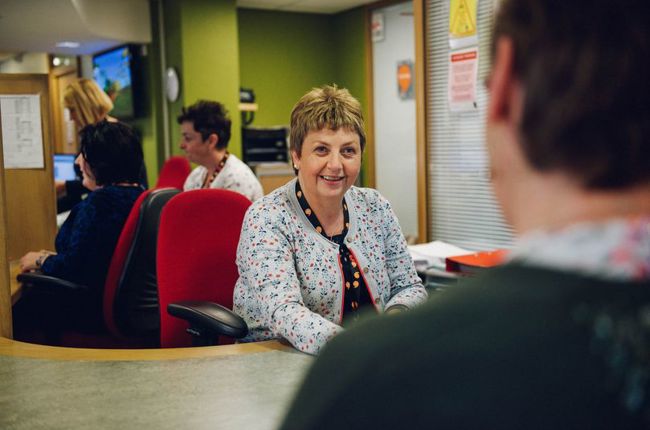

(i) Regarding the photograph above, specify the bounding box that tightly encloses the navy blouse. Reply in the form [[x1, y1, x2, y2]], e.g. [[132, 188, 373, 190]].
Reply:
[[41, 185, 143, 298]]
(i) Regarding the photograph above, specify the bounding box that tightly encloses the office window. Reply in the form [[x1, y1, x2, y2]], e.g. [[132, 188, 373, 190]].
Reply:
[[425, 0, 514, 250]]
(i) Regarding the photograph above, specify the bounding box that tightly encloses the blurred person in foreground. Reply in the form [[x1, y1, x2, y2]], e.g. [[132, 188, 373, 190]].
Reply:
[[280, 0, 650, 428], [233, 85, 427, 355]]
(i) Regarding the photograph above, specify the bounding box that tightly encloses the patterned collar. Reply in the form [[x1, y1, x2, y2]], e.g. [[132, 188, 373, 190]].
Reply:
[[294, 180, 370, 319], [294, 180, 349, 242], [509, 217, 650, 281]]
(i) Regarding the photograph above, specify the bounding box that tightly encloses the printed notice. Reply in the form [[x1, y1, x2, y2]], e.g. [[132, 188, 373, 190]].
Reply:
[[371, 12, 385, 42], [0, 94, 44, 169], [448, 48, 479, 112]]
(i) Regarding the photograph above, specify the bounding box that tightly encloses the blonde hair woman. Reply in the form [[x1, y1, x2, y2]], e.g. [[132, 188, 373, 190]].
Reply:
[[63, 78, 115, 128]]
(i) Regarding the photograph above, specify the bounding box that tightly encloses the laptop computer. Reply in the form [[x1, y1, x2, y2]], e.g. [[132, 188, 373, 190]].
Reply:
[[53, 154, 78, 182]]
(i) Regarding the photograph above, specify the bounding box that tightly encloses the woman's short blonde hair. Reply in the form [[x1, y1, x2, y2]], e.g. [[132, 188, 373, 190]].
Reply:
[[289, 85, 366, 157], [63, 78, 114, 128]]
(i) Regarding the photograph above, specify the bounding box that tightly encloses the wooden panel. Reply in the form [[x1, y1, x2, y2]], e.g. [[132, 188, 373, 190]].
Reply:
[[50, 66, 79, 154], [414, 0, 429, 243], [259, 174, 294, 195], [9, 260, 21, 305], [0, 74, 57, 261], [0, 113, 11, 338]]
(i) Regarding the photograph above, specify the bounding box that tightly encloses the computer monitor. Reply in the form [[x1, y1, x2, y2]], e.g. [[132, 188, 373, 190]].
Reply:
[[53, 154, 78, 182]]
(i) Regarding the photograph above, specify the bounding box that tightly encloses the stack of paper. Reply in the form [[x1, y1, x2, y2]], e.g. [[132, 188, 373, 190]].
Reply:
[[408, 240, 471, 270]]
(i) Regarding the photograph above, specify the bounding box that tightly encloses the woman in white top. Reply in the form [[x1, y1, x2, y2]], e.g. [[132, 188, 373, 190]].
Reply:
[[178, 100, 263, 202]]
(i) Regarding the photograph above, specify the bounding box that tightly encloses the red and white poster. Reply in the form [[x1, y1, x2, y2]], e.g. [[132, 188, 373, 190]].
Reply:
[[448, 48, 478, 112]]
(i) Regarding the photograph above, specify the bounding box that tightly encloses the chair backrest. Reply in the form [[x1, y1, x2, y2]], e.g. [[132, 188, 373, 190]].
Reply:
[[157, 189, 252, 348], [104, 188, 181, 342], [155, 156, 191, 189]]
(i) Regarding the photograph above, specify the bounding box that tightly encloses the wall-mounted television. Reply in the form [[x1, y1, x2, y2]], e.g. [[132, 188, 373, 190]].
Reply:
[[92, 45, 143, 120]]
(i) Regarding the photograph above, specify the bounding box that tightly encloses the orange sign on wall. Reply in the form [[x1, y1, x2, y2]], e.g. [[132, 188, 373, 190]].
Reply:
[[397, 60, 414, 100]]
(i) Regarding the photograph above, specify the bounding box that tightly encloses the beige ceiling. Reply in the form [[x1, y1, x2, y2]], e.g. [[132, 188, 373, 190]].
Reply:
[[0, 0, 376, 57], [237, 0, 376, 14]]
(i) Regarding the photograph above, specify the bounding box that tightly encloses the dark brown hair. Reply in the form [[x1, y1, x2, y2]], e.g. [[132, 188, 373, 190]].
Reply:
[[492, 0, 650, 189], [177, 100, 231, 150], [79, 121, 143, 186]]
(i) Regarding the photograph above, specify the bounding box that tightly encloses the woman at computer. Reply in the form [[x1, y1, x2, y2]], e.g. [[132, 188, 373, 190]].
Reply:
[[56, 78, 147, 211], [233, 85, 428, 355], [18, 121, 144, 331]]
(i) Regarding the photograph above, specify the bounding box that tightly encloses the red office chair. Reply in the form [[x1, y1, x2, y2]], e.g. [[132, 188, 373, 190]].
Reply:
[[17, 188, 180, 348], [157, 189, 251, 348], [155, 156, 191, 189]]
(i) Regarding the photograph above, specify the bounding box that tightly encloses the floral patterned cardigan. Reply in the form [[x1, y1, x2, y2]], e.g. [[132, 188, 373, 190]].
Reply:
[[233, 178, 428, 355]]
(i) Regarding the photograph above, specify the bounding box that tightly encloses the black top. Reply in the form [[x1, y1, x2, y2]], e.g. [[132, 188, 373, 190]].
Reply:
[[294, 181, 372, 323], [279, 264, 650, 429], [58, 163, 148, 213], [43, 185, 144, 298]]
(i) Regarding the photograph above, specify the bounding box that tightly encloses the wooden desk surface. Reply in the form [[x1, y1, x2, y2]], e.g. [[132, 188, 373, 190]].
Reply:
[[9, 260, 21, 305], [0, 338, 311, 429]]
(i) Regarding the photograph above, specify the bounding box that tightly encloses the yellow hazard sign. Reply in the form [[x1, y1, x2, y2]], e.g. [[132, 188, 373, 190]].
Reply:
[[449, 0, 477, 38]]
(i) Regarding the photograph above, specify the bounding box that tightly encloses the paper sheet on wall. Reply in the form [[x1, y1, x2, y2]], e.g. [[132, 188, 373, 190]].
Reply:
[[448, 48, 479, 112], [0, 94, 45, 169]]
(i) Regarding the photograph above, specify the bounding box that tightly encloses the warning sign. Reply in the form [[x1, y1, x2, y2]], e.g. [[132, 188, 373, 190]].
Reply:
[[449, 0, 478, 49]]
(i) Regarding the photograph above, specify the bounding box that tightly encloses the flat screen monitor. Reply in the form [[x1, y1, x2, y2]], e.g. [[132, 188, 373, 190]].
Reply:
[[92, 45, 135, 119], [53, 154, 78, 182]]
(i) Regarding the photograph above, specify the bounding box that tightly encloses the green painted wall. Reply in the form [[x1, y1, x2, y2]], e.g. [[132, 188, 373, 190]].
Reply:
[[332, 7, 370, 186], [181, 0, 241, 158], [238, 7, 369, 185], [162, 0, 185, 158], [238, 9, 336, 127], [332, 7, 368, 125], [164, 0, 242, 158], [155, 3, 369, 183]]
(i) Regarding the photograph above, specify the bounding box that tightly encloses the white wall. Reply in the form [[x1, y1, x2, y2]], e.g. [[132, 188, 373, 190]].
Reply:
[[372, 1, 418, 239]]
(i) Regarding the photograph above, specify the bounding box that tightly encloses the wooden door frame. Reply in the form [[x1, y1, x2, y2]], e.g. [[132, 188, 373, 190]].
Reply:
[[364, 0, 429, 242]]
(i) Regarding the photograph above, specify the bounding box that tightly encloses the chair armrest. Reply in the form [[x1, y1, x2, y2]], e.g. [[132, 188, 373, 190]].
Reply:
[[17, 272, 88, 295], [167, 301, 248, 340], [385, 304, 409, 315]]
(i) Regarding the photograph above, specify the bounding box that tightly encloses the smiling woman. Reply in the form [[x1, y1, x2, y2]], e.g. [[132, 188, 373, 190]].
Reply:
[[232, 85, 428, 355]]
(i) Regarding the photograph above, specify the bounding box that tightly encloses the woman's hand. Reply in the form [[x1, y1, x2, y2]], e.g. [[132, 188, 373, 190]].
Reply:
[[19, 251, 53, 272]]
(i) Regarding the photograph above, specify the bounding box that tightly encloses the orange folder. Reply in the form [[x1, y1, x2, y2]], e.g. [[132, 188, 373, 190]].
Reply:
[[445, 249, 509, 274]]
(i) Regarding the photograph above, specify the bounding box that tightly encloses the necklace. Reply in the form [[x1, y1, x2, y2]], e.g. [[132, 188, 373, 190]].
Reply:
[[202, 152, 229, 188]]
